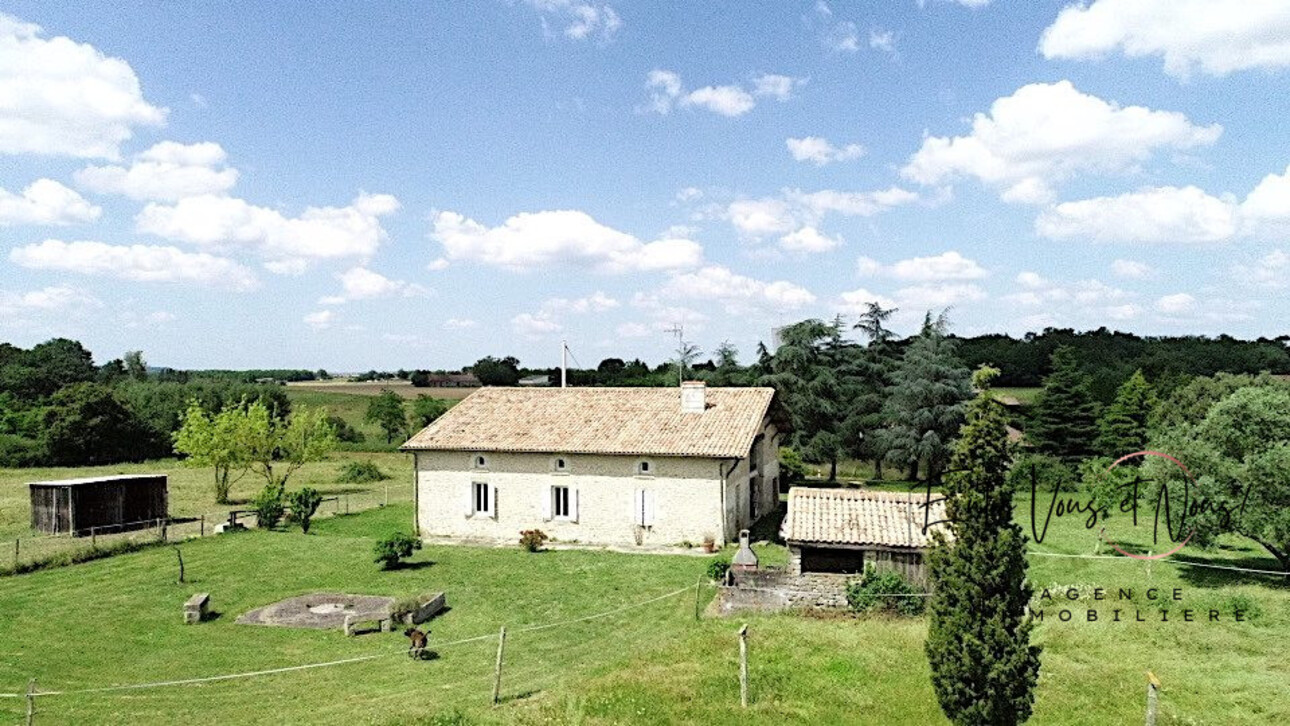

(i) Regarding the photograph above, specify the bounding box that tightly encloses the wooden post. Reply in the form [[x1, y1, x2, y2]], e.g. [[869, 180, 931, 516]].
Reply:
[[90, 526, 97, 549], [344, 493, 350, 515], [384, 482, 389, 507], [161, 518, 168, 543], [1145, 671, 1160, 726], [26, 678, 36, 726], [14, 538, 19, 570], [491, 626, 507, 706], [200, 514, 205, 538], [694, 576, 703, 621], [739, 624, 749, 708], [175, 546, 185, 584]]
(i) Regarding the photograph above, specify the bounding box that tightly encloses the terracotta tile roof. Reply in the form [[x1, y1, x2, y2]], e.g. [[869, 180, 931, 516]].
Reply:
[[401, 386, 775, 459], [781, 487, 951, 549]]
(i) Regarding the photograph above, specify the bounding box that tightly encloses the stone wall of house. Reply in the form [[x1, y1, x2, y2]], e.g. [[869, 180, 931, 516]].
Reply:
[[416, 450, 731, 548], [715, 568, 850, 614]]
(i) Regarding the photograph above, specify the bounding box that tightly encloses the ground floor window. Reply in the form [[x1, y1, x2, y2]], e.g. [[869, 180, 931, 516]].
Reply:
[[472, 481, 492, 516], [552, 485, 571, 519]]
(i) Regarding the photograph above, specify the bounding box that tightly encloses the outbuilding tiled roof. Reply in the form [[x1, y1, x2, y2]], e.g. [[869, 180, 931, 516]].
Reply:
[[401, 386, 775, 459], [781, 487, 951, 549]]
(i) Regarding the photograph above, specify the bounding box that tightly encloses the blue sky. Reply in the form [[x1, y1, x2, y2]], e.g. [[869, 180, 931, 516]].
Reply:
[[2, 1, 1289, 371]]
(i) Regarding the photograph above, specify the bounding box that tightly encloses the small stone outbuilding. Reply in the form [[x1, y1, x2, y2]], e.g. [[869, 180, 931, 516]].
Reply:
[[780, 487, 950, 587]]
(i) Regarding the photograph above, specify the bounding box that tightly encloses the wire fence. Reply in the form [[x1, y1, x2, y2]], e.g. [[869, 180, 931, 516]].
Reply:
[[3, 489, 399, 575]]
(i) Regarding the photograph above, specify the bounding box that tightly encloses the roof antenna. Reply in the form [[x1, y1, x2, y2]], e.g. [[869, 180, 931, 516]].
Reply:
[[665, 323, 684, 387], [561, 338, 568, 388]]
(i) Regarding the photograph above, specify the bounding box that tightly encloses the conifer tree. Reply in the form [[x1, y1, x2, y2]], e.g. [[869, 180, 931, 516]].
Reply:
[[926, 366, 1041, 726], [1096, 369, 1158, 457], [1029, 346, 1099, 460], [881, 312, 972, 482]]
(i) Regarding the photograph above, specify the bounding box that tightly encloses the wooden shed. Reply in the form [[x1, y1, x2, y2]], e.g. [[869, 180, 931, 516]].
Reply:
[[780, 487, 950, 586], [29, 475, 168, 536]]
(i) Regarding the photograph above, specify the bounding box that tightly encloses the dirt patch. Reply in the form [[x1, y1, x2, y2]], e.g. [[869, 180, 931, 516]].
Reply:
[[236, 592, 395, 629]]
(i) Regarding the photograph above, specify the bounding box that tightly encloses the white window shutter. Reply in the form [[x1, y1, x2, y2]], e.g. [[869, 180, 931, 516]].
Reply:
[[643, 490, 656, 527], [489, 484, 499, 519], [464, 484, 473, 517], [541, 486, 552, 521], [572, 488, 579, 523], [633, 489, 644, 526]]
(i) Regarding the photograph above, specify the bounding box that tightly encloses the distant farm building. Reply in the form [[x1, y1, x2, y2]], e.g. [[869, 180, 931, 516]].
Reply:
[[781, 487, 949, 586], [403, 382, 781, 548], [517, 374, 552, 387], [420, 373, 481, 388], [29, 475, 168, 536]]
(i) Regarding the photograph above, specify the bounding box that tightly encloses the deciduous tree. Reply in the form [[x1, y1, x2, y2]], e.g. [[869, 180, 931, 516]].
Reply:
[[366, 389, 408, 443]]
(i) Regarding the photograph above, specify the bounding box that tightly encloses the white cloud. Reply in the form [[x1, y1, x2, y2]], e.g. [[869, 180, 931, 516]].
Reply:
[[1035, 166, 1290, 244], [1155, 293, 1196, 314], [0, 13, 167, 159], [136, 192, 399, 269], [901, 81, 1221, 203], [751, 74, 802, 101], [660, 265, 816, 314], [786, 136, 866, 165], [542, 291, 620, 314], [512, 312, 563, 338], [837, 282, 985, 318], [728, 198, 798, 237], [1016, 271, 1047, 288], [444, 318, 478, 330], [304, 310, 335, 330], [822, 20, 860, 53], [321, 267, 428, 304], [681, 85, 756, 117], [524, 0, 622, 43], [431, 209, 703, 273], [75, 141, 238, 201], [1111, 259, 1153, 278], [858, 251, 989, 282], [786, 187, 920, 217], [837, 287, 899, 315], [1229, 249, 1290, 289], [615, 322, 652, 338], [1037, 186, 1239, 243], [779, 226, 842, 254], [427, 257, 450, 271], [0, 179, 100, 226], [642, 70, 801, 116], [1039, 0, 1290, 79], [10, 239, 259, 290], [0, 285, 102, 317], [869, 28, 895, 54]]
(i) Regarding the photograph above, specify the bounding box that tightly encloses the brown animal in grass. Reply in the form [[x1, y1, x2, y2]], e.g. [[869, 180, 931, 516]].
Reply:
[[404, 627, 428, 659]]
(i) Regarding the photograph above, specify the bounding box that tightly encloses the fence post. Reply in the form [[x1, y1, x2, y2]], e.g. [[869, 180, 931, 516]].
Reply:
[[26, 678, 36, 726], [345, 493, 350, 515], [694, 576, 703, 621], [1145, 671, 1160, 726], [384, 483, 389, 507], [14, 538, 19, 570], [90, 526, 97, 549], [200, 514, 205, 538], [491, 626, 507, 706], [739, 624, 749, 708]]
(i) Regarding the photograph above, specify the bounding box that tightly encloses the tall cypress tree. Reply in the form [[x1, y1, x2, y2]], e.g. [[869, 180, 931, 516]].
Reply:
[[926, 367, 1041, 726], [1096, 369, 1157, 457], [1029, 346, 1099, 460], [881, 312, 973, 483]]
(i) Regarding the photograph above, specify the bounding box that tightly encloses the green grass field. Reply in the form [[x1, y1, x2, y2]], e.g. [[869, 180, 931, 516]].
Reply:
[[1, 471, 1287, 724], [995, 387, 1042, 405]]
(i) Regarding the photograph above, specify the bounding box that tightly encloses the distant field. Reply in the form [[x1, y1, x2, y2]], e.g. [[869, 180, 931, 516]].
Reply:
[[288, 380, 479, 400], [994, 386, 1041, 405]]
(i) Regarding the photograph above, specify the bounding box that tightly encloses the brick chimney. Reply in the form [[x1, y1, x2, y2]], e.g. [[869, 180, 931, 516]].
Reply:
[[680, 380, 706, 414]]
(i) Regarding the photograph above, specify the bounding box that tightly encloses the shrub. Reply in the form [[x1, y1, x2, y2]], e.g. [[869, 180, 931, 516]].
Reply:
[[337, 460, 389, 484], [779, 447, 808, 486], [252, 485, 285, 529], [705, 556, 731, 581], [375, 531, 422, 569], [845, 565, 926, 616], [328, 415, 365, 443], [286, 487, 324, 533], [519, 529, 549, 552]]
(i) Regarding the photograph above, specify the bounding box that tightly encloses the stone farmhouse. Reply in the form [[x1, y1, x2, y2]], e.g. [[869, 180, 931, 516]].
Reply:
[[401, 382, 781, 548]]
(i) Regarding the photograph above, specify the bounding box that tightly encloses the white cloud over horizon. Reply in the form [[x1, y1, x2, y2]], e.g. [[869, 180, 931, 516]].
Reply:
[[0, 179, 101, 226], [10, 239, 260, 290]]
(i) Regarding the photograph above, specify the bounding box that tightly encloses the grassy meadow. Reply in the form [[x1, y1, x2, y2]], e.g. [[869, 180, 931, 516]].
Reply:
[[0, 469, 1286, 724]]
